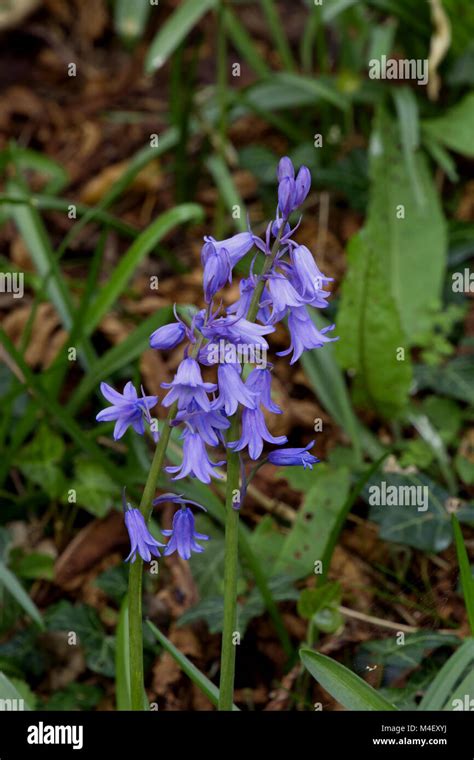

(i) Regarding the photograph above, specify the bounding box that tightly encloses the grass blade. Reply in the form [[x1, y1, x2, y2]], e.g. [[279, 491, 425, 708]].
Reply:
[[419, 639, 474, 710], [5, 179, 75, 329], [260, 0, 296, 71], [222, 6, 271, 78], [452, 515, 474, 636], [206, 154, 247, 233], [83, 204, 203, 336], [68, 306, 173, 413], [145, 0, 217, 72], [147, 620, 240, 710], [0, 560, 44, 629]]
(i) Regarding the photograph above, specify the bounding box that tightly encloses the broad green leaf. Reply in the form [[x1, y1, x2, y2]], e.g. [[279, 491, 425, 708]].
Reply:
[[274, 467, 351, 579], [335, 231, 412, 418], [147, 620, 240, 711], [414, 356, 474, 404], [145, 0, 217, 72], [356, 633, 461, 672], [43, 683, 103, 711], [45, 601, 115, 677], [300, 649, 398, 710], [452, 515, 474, 635], [364, 472, 453, 552], [10, 552, 54, 581], [232, 72, 349, 120], [419, 639, 474, 710], [298, 582, 342, 634], [423, 93, 474, 157], [68, 457, 120, 518], [0, 672, 32, 710], [16, 424, 66, 500], [0, 562, 44, 629], [366, 109, 447, 341], [84, 204, 203, 336]]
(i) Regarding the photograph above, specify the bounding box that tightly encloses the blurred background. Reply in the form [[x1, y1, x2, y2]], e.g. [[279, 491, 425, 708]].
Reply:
[[0, 0, 473, 711]]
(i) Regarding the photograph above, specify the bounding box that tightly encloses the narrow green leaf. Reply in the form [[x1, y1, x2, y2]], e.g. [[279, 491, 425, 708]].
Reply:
[[206, 154, 247, 233], [145, 0, 217, 72], [452, 515, 474, 636], [84, 204, 203, 336], [0, 561, 44, 629], [0, 672, 32, 710], [222, 6, 271, 78], [68, 306, 173, 413], [260, 0, 296, 71], [1, 148, 68, 195], [0, 329, 128, 486], [5, 180, 74, 329], [300, 649, 398, 710], [147, 620, 240, 710], [419, 639, 474, 710]]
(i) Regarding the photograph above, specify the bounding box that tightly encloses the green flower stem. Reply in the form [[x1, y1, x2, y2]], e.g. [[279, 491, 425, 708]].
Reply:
[[218, 414, 241, 710], [217, 215, 289, 709], [128, 402, 177, 711], [128, 214, 286, 710], [246, 216, 288, 322], [128, 338, 204, 711]]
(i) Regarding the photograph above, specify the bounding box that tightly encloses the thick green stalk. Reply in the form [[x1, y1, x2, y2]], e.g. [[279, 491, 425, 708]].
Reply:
[[218, 414, 241, 710]]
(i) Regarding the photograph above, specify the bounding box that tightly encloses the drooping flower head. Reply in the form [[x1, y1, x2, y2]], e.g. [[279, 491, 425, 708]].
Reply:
[[161, 357, 217, 412], [166, 431, 224, 483], [123, 489, 165, 563], [153, 493, 209, 560], [162, 507, 209, 560]]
